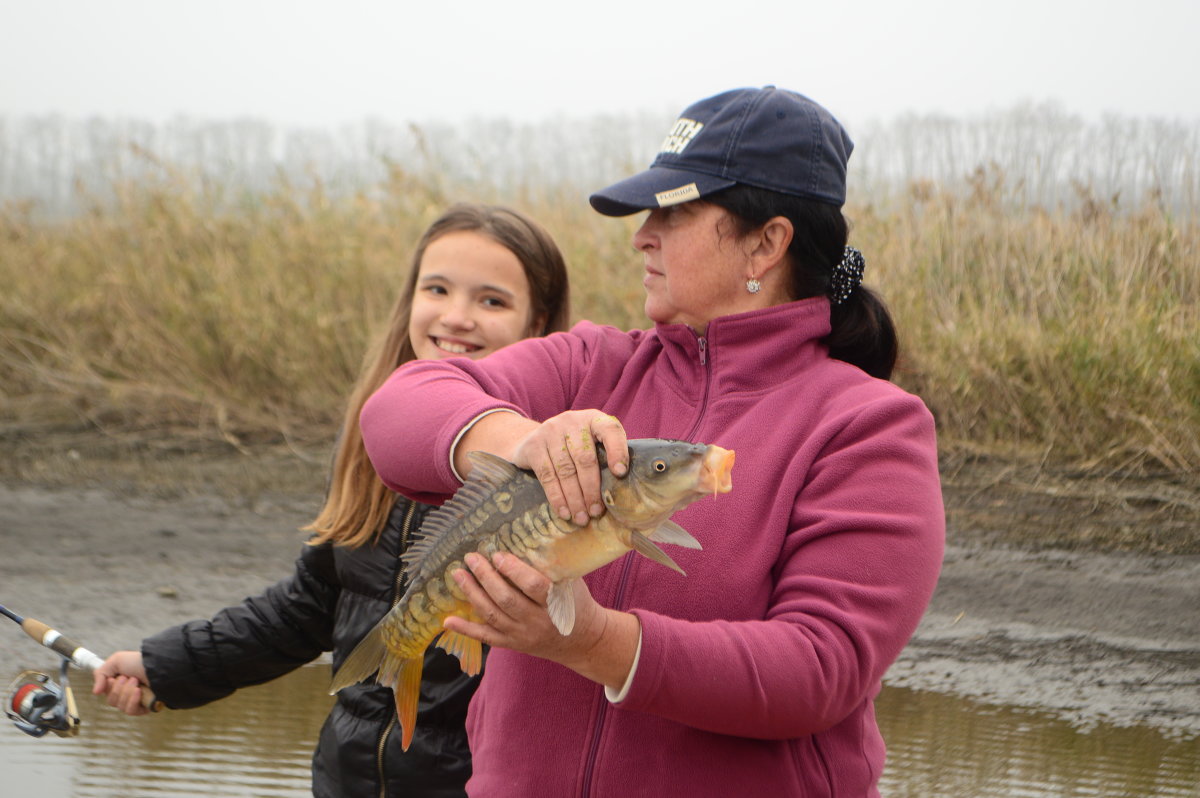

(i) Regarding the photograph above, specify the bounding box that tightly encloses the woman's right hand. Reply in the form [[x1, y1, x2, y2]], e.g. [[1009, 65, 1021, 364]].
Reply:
[[509, 410, 629, 527], [92, 650, 153, 716]]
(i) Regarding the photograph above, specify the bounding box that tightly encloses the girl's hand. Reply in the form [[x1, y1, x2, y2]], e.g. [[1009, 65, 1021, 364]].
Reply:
[[92, 650, 153, 716], [509, 410, 628, 527]]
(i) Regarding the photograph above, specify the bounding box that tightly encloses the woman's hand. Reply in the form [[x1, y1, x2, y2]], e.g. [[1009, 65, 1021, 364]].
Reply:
[[92, 650, 153, 716], [509, 410, 629, 527], [444, 552, 640, 690]]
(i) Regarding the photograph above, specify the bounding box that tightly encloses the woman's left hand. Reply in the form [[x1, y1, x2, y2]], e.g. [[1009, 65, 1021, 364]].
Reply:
[[453, 409, 627, 529], [508, 410, 628, 528], [444, 552, 639, 690]]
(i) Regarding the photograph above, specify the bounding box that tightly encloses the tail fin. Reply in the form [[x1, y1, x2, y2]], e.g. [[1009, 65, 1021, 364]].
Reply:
[[331, 621, 426, 751], [389, 656, 424, 751], [329, 623, 388, 694]]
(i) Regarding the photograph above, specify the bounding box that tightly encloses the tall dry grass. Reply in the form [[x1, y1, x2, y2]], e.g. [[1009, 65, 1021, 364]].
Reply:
[[1, 154, 1196, 476], [0, 160, 640, 451], [855, 167, 1198, 474]]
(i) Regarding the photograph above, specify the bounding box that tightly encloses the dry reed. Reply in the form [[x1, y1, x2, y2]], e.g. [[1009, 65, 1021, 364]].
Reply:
[[1, 157, 1196, 478]]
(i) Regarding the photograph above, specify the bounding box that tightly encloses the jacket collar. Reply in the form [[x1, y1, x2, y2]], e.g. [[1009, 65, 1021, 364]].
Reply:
[[653, 297, 833, 394]]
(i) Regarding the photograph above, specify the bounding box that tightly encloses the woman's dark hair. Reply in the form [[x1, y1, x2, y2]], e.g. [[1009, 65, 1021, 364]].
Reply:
[[706, 184, 898, 380]]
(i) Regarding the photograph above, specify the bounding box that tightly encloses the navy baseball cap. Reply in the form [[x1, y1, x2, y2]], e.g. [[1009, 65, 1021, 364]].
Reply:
[[590, 86, 853, 216]]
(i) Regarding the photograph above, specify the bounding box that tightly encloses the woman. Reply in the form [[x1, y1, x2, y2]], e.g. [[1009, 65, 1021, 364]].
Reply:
[[358, 88, 945, 797], [92, 203, 572, 798]]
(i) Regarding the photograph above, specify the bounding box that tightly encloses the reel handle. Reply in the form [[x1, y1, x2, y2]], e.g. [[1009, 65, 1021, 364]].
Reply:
[[21, 618, 163, 712]]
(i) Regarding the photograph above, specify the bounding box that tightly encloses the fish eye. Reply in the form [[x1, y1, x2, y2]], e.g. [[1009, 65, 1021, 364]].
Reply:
[[652, 459, 667, 473]]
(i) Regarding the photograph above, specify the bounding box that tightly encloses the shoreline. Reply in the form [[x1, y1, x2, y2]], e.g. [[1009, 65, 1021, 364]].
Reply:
[[1, 465, 1197, 741], [893, 542, 1200, 738]]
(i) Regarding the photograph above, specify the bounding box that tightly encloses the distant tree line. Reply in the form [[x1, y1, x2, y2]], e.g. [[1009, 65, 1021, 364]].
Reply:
[[1, 104, 1195, 216]]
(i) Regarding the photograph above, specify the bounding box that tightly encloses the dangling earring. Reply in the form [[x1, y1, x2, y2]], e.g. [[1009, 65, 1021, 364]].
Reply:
[[745, 277, 762, 294]]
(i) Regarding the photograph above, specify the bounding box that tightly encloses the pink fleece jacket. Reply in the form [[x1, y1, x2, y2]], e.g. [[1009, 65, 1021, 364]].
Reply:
[[360, 298, 945, 797]]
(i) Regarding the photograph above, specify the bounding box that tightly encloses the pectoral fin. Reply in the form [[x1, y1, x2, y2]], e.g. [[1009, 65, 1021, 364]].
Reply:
[[631, 531, 686, 575], [547, 579, 577, 635], [647, 520, 702, 549]]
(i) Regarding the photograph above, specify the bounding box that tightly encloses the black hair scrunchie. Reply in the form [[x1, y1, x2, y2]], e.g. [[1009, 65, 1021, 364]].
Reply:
[[830, 246, 865, 305]]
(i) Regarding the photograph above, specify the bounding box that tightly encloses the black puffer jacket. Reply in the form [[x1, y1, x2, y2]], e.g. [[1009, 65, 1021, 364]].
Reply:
[[141, 497, 483, 798]]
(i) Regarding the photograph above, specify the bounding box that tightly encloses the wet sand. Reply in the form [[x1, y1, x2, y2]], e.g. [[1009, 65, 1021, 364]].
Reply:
[[1, 454, 1197, 739]]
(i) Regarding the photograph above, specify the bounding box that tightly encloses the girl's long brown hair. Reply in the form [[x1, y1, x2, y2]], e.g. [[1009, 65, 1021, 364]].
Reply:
[[305, 203, 571, 548]]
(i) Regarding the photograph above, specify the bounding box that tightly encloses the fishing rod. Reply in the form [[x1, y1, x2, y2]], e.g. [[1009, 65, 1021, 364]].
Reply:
[[2, 602, 160, 738]]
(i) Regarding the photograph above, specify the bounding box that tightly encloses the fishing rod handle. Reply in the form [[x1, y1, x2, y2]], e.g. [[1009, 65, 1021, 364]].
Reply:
[[21, 618, 163, 712]]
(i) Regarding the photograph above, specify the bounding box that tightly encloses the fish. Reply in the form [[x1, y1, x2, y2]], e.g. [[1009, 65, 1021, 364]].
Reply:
[[329, 437, 735, 750]]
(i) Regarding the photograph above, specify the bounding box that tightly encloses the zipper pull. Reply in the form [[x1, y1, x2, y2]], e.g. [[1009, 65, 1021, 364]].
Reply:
[[698, 336, 707, 366]]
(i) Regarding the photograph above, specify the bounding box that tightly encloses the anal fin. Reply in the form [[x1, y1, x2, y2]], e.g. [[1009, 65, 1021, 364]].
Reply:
[[435, 629, 484, 676]]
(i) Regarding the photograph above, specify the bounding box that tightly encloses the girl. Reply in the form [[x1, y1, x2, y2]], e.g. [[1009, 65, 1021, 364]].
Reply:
[[93, 203, 571, 798]]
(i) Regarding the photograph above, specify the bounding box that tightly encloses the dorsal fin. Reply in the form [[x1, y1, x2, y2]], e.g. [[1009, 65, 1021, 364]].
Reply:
[[400, 451, 528, 578], [465, 450, 523, 484]]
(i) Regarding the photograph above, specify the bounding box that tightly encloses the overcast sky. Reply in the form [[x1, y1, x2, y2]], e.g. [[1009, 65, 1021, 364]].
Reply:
[[3, 0, 1198, 129]]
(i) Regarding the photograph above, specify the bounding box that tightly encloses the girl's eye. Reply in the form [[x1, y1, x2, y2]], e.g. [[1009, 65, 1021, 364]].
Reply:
[[422, 284, 448, 296], [482, 296, 509, 309]]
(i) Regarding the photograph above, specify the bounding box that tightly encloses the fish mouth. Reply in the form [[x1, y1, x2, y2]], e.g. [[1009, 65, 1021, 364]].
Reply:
[[698, 445, 735, 497]]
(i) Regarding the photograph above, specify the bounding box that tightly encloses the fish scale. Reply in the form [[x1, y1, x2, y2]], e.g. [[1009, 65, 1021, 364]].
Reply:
[[330, 438, 735, 751]]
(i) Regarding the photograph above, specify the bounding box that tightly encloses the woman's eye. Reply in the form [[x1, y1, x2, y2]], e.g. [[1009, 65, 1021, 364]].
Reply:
[[661, 204, 691, 222]]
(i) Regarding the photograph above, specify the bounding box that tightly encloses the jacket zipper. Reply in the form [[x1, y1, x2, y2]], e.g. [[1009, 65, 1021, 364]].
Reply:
[[581, 332, 713, 796], [580, 554, 636, 797], [684, 334, 712, 442], [376, 499, 418, 798]]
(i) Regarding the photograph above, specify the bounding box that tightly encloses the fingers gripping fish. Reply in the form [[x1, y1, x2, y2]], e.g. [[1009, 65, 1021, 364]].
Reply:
[[329, 438, 735, 750]]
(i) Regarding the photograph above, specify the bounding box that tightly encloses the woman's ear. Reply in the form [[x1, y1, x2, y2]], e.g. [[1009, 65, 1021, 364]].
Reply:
[[750, 216, 794, 275]]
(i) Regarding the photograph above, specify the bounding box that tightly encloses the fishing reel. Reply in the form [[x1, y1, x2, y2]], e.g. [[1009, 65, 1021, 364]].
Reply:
[[4, 658, 80, 738]]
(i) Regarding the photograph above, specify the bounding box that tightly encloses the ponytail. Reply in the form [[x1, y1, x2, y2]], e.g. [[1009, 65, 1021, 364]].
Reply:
[[828, 286, 897, 380], [706, 185, 898, 379]]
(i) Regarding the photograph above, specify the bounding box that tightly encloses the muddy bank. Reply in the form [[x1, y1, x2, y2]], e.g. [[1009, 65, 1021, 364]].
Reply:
[[893, 542, 1200, 737], [1, 449, 1197, 740]]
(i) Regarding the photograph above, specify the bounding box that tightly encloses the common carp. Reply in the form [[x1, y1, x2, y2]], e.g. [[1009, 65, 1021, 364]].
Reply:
[[329, 437, 735, 750]]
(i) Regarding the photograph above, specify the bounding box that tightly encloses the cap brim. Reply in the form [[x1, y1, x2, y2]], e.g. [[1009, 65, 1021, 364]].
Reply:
[[589, 166, 737, 217]]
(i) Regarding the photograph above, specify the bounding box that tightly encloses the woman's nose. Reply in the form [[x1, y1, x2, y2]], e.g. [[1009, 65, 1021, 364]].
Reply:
[[632, 217, 656, 251]]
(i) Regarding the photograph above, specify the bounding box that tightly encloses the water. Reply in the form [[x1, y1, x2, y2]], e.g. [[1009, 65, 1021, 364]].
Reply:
[[875, 688, 1199, 797], [1, 665, 332, 797], [1, 666, 1196, 797]]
